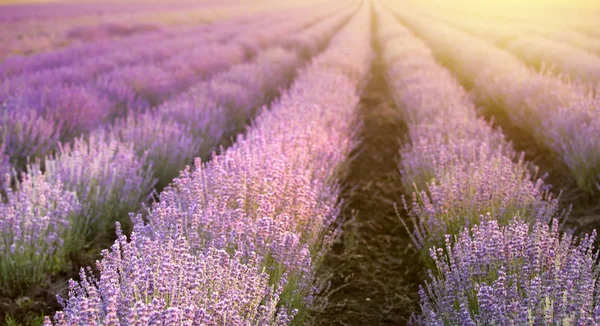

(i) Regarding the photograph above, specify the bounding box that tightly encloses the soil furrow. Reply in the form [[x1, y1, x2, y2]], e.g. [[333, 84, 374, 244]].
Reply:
[[311, 7, 423, 325]]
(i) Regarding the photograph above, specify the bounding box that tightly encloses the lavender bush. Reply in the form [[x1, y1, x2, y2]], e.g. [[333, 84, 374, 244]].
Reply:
[[6, 84, 111, 139], [0, 169, 80, 296], [45, 220, 293, 326], [405, 150, 561, 251], [39, 134, 155, 247], [0, 108, 62, 171], [108, 112, 199, 190], [412, 215, 600, 325]]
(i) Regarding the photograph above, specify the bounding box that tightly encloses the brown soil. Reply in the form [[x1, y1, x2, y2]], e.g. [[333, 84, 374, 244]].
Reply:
[[310, 8, 424, 325]]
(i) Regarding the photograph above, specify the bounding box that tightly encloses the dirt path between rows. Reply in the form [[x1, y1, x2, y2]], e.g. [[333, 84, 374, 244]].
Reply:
[[311, 7, 423, 325]]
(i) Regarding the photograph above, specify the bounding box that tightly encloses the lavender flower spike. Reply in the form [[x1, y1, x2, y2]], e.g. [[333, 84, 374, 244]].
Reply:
[[413, 214, 600, 325], [0, 168, 81, 296], [46, 219, 292, 326]]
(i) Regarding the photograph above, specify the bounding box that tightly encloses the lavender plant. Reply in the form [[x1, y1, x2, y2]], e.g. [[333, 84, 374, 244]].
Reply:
[[39, 134, 155, 247], [7, 84, 111, 139], [404, 143, 561, 251], [45, 220, 293, 325], [412, 215, 600, 325], [0, 169, 80, 296], [0, 108, 62, 171], [109, 111, 200, 190]]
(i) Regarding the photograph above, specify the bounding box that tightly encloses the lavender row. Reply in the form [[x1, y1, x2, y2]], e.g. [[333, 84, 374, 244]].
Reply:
[[417, 9, 600, 84], [376, 6, 559, 253], [387, 4, 600, 194], [414, 215, 600, 325], [0, 2, 332, 79], [45, 3, 371, 324], [0, 0, 234, 23], [0, 4, 345, 172], [0, 0, 357, 308], [377, 3, 600, 324], [414, 2, 600, 58], [0, 1, 310, 61], [505, 37, 600, 84], [0, 4, 242, 62], [123, 2, 355, 190]]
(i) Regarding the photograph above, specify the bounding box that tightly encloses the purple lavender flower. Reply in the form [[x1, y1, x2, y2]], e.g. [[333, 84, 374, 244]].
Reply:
[[413, 215, 600, 325], [39, 134, 155, 246], [5, 84, 111, 138], [108, 111, 199, 190], [0, 108, 62, 171], [0, 168, 80, 296], [47, 220, 291, 325]]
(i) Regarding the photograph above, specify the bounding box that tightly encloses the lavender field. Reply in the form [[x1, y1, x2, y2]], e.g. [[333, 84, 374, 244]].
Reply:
[[0, 0, 599, 325]]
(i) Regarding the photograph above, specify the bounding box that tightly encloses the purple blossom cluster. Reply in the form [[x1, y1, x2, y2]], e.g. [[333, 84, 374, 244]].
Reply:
[[376, 7, 560, 251], [0, 168, 81, 296], [48, 220, 292, 326], [389, 4, 600, 193], [38, 134, 156, 246], [0, 108, 62, 170], [47, 3, 371, 324], [412, 215, 600, 325]]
